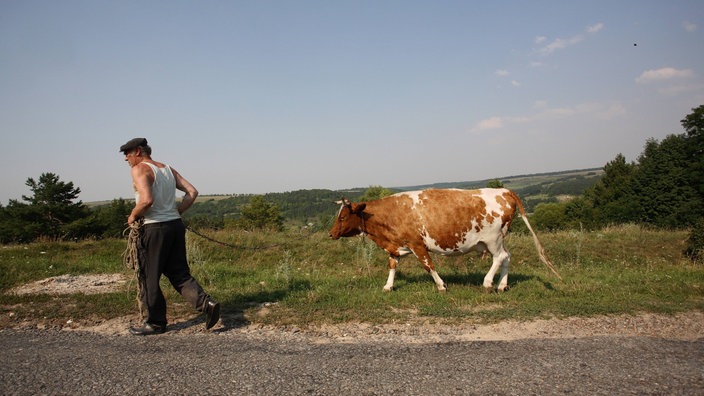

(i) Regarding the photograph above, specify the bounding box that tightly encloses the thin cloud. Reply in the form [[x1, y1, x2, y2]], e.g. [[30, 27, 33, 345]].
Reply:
[[540, 36, 584, 55], [472, 102, 624, 132], [494, 69, 520, 87], [538, 22, 604, 55], [600, 103, 627, 119], [533, 100, 549, 110], [587, 22, 604, 33], [683, 21, 697, 32], [656, 82, 704, 96], [635, 67, 694, 84], [472, 117, 503, 132]]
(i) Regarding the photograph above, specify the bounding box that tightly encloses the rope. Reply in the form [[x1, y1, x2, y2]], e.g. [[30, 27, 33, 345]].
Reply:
[[122, 220, 146, 320], [186, 225, 286, 250]]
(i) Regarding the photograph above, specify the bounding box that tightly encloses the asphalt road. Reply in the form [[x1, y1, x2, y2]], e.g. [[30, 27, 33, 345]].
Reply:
[[1, 329, 702, 395]]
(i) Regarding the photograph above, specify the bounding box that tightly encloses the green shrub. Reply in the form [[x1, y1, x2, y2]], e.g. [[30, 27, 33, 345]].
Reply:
[[685, 218, 704, 263]]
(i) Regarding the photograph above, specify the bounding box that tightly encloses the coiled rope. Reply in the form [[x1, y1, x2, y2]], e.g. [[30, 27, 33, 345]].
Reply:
[[122, 220, 146, 320]]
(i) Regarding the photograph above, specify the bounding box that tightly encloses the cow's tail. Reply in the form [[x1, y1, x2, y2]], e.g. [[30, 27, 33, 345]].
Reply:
[[511, 192, 563, 281]]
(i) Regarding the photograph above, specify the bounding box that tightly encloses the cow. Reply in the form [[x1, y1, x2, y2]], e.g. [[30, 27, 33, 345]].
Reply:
[[329, 188, 561, 292]]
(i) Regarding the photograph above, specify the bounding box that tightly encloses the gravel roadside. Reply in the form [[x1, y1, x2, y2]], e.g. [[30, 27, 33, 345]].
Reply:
[[3, 275, 703, 394], [1, 327, 702, 395]]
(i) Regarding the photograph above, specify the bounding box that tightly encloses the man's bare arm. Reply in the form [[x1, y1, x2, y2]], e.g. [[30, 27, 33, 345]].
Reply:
[[172, 168, 198, 215], [128, 163, 154, 224]]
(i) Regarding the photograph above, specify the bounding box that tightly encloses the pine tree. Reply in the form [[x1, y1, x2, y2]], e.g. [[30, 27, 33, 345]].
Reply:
[[22, 173, 88, 239]]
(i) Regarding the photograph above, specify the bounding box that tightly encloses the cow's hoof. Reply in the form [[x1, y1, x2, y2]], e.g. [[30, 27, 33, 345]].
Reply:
[[497, 286, 510, 293], [383, 286, 393, 292], [482, 286, 494, 294]]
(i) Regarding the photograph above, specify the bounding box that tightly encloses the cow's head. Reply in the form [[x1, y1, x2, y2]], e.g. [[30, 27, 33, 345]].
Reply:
[[329, 197, 367, 240]]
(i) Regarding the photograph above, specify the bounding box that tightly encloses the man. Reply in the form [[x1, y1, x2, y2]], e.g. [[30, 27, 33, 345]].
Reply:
[[120, 137, 220, 335]]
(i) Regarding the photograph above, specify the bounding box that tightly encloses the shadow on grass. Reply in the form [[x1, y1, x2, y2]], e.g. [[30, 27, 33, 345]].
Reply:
[[390, 271, 538, 292], [214, 279, 313, 331]]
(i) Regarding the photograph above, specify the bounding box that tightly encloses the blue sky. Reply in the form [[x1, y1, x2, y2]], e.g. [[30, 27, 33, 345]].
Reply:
[[1, 1, 703, 203]]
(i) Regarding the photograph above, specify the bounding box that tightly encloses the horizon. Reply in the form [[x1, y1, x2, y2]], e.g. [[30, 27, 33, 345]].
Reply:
[[80, 166, 603, 205]]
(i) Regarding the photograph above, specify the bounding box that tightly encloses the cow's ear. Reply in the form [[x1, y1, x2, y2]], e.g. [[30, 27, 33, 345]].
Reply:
[[352, 203, 366, 213]]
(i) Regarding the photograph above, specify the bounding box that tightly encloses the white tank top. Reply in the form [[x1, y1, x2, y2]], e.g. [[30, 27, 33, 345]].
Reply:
[[135, 162, 180, 224]]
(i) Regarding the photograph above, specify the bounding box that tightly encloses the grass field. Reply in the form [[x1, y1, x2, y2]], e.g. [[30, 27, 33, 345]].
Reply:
[[0, 224, 702, 329]]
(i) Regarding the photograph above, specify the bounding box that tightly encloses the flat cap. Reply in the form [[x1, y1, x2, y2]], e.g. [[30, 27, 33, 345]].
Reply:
[[119, 137, 148, 153]]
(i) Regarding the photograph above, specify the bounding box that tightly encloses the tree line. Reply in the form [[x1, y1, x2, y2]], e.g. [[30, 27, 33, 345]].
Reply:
[[529, 104, 703, 232], [1, 105, 702, 258], [0, 174, 132, 243]]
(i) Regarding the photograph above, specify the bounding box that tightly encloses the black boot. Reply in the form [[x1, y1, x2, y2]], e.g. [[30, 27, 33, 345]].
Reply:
[[129, 322, 166, 336], [204, 299, 220, 330]]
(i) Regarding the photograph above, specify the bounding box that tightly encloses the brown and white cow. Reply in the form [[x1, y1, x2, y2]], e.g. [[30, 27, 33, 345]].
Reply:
[[329, 188, 561, 292]]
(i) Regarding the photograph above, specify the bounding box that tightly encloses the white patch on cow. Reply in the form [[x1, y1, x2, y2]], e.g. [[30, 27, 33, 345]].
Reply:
[[422, 229, 489, 256], [480, 188, 508, 214], [393, 190, 424, 208]]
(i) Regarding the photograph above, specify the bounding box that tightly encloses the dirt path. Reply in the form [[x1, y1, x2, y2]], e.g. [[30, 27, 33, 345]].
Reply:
[[6, 273, 704, 343]]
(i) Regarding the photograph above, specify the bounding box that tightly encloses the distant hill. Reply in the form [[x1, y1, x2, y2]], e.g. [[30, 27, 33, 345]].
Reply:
[[385, 168, 603, 212], [391, 168, 603, 192], [179, 168, 603, 225], [88, 168, 604, 222]]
